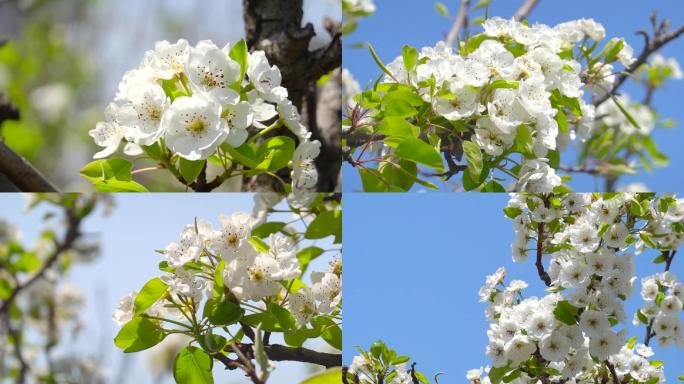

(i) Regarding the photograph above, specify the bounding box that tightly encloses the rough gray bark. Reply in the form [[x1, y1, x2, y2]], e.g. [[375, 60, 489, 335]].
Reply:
[[0, 93, 59, 192], [243, 0, 342, 191]]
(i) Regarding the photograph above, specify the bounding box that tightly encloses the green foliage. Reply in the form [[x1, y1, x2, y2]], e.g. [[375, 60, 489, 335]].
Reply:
[[173, 346, 214, 384], [80, 158, 149, 192], [300, 367, 343, 384], [134, 278, 168, 315], [114, 317, 166, 353]]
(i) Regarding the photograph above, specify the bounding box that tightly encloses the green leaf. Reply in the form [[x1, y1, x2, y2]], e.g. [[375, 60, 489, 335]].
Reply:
[[0, 278, 12, 300], [463, 141, 483, 181], [489, 365, 511, 384], [488, 80, 519, 90], [377, 117, 420, 138], [80, 158, 149, 192], [299, 367, 343, 384], [395, 138, 444, 171], [637, 309, 649, 324], [483, 180, 506, 192], [162, 79, 187, 101], [434, 2, 449, 17], [173, 346, 214, 384], [204, 299, 244, 326], [627, 336, 637, 349], [179, 159, 206, 183], [229, 39, 248, 83], [514, 124, 534, 158], [556, 109, 568, 134], [312, 316, 342, 350], [251, 222, 286, 238], [611, 95, 641, 131], [384, 98, 417, 118], [256, 136, 295, 171], [297, 246, 325, 273], [223, 143, 259, 169], [653, 254, 667, 264], [640, 232, 657, 248], [359, 167, 389, 192], [380, 159, 418, 191], [268, 303, 297, 331], [134, 278, 168, 316], [248, 236, 270, 253], [503, 207, 522, 219], [402, 45, 419, 73], [553, 301, 579, 326], [304, 210, 342, 243], [142, 142, 163, 160], [368, 43, 395, 81], [114, 317, 166, 353], [13, 252, 40, 272]]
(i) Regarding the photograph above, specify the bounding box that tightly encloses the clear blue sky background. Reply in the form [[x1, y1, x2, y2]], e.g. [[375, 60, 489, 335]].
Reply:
[[343, 0, 684, 193], [0, 194, 336, 384], [343, 193, 684, 383]]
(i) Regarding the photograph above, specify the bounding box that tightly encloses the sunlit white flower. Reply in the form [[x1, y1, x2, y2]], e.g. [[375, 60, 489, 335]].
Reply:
[[162, 92, 227, 160]]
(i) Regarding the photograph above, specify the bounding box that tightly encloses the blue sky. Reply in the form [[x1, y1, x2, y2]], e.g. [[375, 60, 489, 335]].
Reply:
[[343, 193, 684, 382], [343, 0, 684, 193], [0, 193, 336, 384]]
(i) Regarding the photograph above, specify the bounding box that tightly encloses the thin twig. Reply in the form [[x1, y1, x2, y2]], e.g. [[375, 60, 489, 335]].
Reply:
[[593, 14, 684, 107], [4, 314, 28, 384], [445, 0, 470, 46], [513, 0, 540, 21], [604, 360, 621, 384]]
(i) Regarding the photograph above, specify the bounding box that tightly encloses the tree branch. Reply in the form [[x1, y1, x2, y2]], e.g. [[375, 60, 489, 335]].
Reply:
[[242, 0, 341, 191], [0, 94, 58, 192], [4, 313, 28, 384], [535, 221, 552, 286], [513, 0, 540, 21], [0, 141, 59, 192], [222, 343, 341, 369], [445, 0, 470, 47], [592, 14, 684, 107], [604, 360, 621, 384]]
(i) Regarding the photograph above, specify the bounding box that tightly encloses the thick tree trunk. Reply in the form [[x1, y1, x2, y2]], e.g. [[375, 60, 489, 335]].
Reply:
[[242, 0, 341, 191]]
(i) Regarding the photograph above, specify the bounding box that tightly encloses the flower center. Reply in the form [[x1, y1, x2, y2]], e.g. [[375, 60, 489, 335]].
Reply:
[[186, 119, 206, 134]]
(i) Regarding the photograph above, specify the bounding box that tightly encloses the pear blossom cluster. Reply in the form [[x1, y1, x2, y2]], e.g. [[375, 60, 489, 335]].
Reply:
[[468, 193, 683, 382], [348, 355, 413, 384], [347, 341, 421, 384], [594, 95, 656, 136], [637, 272, 684, 347], [474, 266, 666, 383], [89, 39, 320, 190], [113, 208, 340, 329], [359, 17, 646, 191]]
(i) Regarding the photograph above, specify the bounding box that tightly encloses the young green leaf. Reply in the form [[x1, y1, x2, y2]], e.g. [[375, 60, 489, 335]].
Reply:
[[463, 140, 484, 181], [114, 318, 166, 353], [402, 45, 419, 73], [394, 138, 444, 171], [173, 346, 214, 384], [179, 159, 206, 183], [134, 277, 168, 316]]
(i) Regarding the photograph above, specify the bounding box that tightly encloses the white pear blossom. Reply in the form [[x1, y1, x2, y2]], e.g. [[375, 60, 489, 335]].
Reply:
[[292, 140, 321, 190], [185, 40, 240, 105], [162, 92, 227, 160]]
